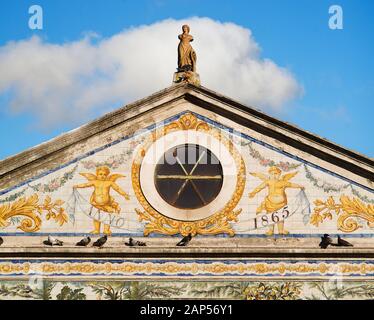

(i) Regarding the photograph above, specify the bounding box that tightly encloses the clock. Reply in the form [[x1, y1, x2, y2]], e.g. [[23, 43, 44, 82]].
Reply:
[[154, 144, 223, 210], [132, 113, 246, 235]]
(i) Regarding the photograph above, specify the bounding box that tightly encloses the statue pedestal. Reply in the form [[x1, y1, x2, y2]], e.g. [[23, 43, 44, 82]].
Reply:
[[173, 71, 200, 86]]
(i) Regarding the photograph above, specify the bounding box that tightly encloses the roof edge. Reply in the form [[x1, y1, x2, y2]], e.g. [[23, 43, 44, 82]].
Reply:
[[0, 83, 189, 176], [188, 84, 373, 168], [0, 83, 372, 184]]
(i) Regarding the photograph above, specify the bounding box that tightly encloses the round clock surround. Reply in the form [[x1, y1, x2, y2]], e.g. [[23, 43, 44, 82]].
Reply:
[[139, 130, 238, 221], [131, 112, 246, 236]]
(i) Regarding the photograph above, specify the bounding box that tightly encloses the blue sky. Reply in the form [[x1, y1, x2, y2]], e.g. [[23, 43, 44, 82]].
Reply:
[[0, 0, 373, 160]]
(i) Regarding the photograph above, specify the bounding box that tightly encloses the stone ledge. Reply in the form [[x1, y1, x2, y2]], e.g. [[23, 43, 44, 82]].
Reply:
[[0, 236, 373, 258]]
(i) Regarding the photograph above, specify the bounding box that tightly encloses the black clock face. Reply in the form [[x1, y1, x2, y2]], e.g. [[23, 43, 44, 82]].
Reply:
[[154, 144, 223, 210]]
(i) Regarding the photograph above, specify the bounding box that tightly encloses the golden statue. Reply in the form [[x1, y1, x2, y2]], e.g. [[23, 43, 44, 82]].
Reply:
[[249, 166, 304, 236], [73, 166, 130, 235], [178, 24, 197, 72]]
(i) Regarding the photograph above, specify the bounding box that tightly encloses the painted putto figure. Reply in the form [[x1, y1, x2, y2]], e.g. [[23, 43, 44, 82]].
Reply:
[[178, 24, 197, 72], [249, 166, 304, 236], [73, 166, 130, 235]]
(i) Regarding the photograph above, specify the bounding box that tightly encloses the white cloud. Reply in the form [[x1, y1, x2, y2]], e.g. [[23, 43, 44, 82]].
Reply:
[[0, 17, 302, 127]]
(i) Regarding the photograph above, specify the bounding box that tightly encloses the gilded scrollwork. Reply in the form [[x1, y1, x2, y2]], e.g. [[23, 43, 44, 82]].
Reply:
[[1, 260, 374, 277], [310, 195, 374, 232], [0, 194, 68, 232], [132, 113, 246, 236]]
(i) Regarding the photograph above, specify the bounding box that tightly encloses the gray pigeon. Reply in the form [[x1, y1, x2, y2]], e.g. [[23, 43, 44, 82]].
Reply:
[[125, 237, 146, 247], [43, 235, 63, 246], [93, 235, 107, 248], [319, 234, 333, 249], [76, 236, 91, 246], [337, 235, 353, 247], [176, 233, 192, 247]]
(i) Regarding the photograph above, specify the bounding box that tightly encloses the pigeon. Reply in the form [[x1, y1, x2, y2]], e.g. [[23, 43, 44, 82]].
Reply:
[[76, 236, 91, 247], [319, 234, 333, 249], [93, 235, 107, 248], [337, 235, 353, 247], [43, 235, 63, 246], [176, 233, 192, 247], [50, 235, 63, 246], [125, 237, 146, 247], [0, 237, 3, 246], [43, 239, 53, 246]]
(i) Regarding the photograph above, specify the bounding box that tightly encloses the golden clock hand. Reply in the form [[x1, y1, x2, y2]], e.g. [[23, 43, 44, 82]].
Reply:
[[157, 175, 222, 179], [190, 180, 206, 205], [189, 151, 206, 175], [171, 179, 189, 205], [175, 156, 189, 176]]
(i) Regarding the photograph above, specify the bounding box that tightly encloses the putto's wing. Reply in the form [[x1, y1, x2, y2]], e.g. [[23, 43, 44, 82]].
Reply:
[[281, 171, 298, 182], [79, 173, 97, 181], [249, 172, 268, 181], [108, 174, 126, 182]]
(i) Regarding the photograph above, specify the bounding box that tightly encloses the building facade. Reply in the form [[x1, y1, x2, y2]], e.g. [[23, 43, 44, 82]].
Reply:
[[0, 83, 373, 300]]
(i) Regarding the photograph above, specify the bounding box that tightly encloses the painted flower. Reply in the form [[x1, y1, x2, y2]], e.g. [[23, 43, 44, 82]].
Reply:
[[83, 161, 95, 169], [49, 180, 60, 190], [111, 161, 119, 168], [279, 162, 290, 171]]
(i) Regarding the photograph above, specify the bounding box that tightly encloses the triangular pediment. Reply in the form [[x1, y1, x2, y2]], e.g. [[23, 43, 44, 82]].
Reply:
[[0, 84, 372, 239]]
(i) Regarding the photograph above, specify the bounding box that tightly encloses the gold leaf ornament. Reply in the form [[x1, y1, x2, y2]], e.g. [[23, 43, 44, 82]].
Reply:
[[311, 195, 374, 232], [0, 194, 68, 232]]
